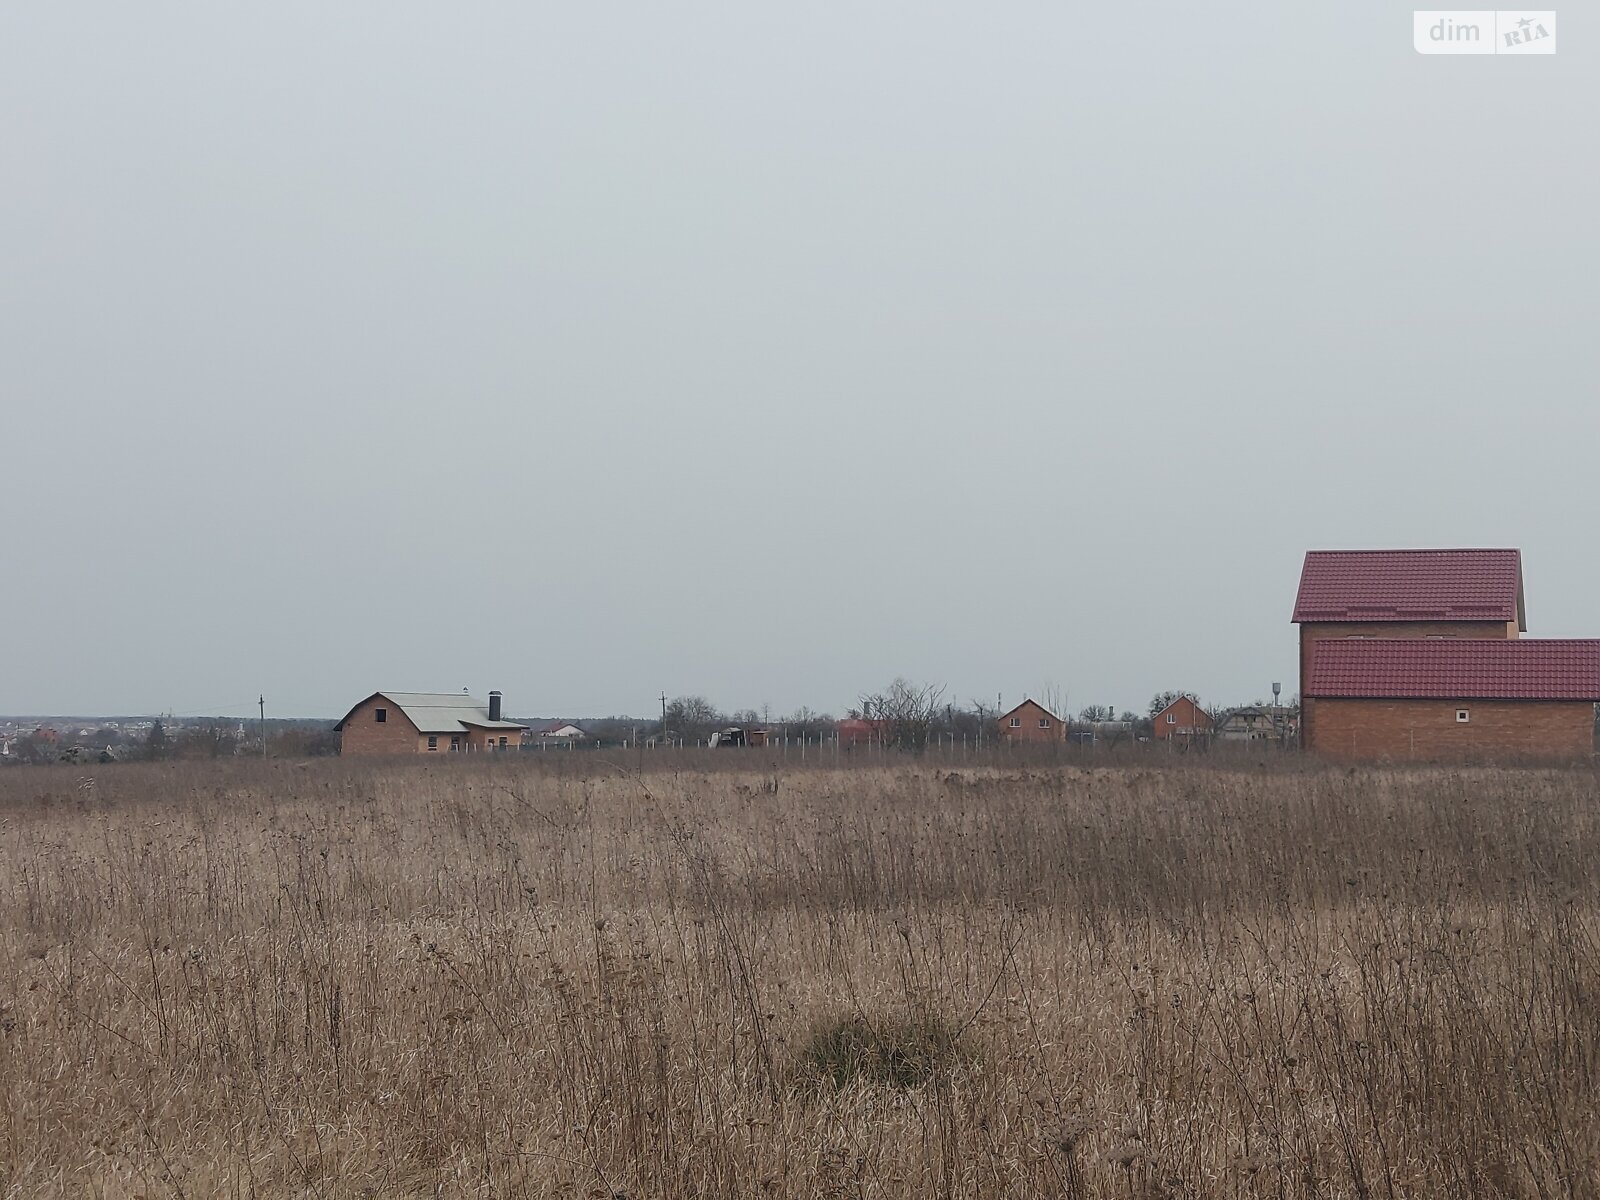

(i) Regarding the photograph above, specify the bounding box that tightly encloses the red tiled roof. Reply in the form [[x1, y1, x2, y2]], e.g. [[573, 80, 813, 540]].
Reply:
[[1305, 639, 1600, 701], [1292, 549, 1524, 625]]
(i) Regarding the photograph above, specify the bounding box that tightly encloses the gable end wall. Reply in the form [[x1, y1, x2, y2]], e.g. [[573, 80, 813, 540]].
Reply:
[[339, 697, 427, 755], [998, 700, 1066, 743], [1152, 696, 1211, 740]]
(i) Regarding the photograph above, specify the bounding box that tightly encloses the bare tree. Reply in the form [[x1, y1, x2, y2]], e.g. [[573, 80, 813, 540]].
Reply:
[[661, 695, 723, 742], [1039, 683, 1071, 722], [942, 703, 988, 743], [859, 678, 946, 753], [783, 707, 835, 740]]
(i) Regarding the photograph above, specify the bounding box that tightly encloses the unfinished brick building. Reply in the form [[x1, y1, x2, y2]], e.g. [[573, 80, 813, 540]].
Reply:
[[334, 691, 528, 756]]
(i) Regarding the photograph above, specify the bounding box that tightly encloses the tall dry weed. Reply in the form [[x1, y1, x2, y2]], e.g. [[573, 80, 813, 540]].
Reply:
[[0, 756, 1596, 1196]]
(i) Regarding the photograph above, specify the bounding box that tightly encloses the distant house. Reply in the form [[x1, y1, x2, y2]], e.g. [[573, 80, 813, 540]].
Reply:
[[333, 691, 528, 755], [1151, 695, 1212, 742], [997, 699, 1066, 744], [1217, 706, 1293, 742], [535, 722, 588, 741]]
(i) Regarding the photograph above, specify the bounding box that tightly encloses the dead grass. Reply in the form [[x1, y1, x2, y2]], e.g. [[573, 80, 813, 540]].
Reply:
[[1, 756, 1598, 1197]]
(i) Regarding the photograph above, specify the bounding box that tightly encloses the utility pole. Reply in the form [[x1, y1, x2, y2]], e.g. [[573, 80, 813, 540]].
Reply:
[[259, 695, 266, 758]]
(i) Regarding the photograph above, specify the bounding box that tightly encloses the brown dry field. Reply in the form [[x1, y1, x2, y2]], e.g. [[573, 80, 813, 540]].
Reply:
[[2, 754, 1599, 1198]]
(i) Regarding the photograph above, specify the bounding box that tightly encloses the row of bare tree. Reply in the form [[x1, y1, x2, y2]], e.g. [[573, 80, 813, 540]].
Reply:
[[646, 682, 1304, 752]]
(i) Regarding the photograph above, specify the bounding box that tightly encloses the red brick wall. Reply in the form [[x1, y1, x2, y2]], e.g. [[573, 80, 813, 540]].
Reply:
[[338, 696, 425, 756], [998, 700, 1066, 743], [1307, 698, 1595, 761], [1299, 620, 1516, 747], [1151, 696, 1212, 741]]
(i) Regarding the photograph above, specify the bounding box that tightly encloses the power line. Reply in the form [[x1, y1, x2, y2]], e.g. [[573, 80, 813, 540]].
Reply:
[[164, 700, 261, 718]]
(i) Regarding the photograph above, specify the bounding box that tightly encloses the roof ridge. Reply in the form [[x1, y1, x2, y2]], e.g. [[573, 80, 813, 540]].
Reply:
[[1304, 548, 1521, 555]]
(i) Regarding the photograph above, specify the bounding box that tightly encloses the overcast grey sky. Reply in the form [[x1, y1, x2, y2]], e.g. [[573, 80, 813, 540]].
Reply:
[[3, 3, 1595, 719]]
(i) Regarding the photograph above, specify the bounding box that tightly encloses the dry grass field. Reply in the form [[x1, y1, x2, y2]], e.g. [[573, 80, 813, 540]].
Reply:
[[1, 756, 1598, 1198]]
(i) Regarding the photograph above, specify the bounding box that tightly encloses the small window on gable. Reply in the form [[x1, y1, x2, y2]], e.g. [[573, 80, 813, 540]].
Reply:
[[1009, 717, 1021, 728], [1039, 718, 1050, 728], [1456, 709, 1470, 723], [1166, 713, 1177, 724], [375, 708, 387, 724], [427, 735, 438, 750], [450, 735, 461, 751]]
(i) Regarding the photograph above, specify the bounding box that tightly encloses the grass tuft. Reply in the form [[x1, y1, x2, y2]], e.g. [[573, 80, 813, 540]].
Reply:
[[799, 1012, 968, 1090]]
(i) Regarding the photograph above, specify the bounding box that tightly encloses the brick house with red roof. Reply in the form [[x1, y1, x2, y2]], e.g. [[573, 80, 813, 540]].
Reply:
[[1150, 694, 1212, 743], [997, 699, 1066, 744], [1293, 549, 1599, 760]]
